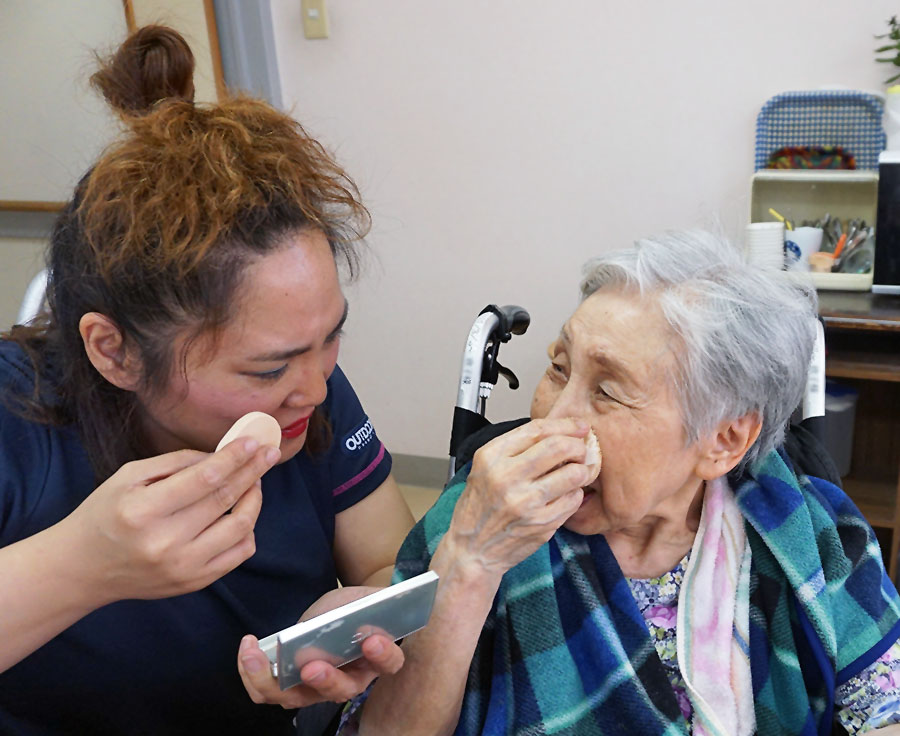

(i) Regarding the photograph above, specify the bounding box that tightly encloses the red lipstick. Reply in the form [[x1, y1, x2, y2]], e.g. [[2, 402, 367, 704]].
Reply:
[[281, 414, 311, 439]]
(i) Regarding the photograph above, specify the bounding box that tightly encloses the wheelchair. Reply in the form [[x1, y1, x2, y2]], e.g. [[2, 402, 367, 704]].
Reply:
[[15, 269, 48, 327]]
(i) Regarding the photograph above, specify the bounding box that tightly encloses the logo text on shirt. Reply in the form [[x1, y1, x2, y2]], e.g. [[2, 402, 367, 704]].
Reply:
[[344, 419, 374, 452]]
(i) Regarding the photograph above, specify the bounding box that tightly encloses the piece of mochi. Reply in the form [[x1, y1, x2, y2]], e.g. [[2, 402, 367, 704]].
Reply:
[[216, 411, 282, 452], [584, 428, 602, 483]]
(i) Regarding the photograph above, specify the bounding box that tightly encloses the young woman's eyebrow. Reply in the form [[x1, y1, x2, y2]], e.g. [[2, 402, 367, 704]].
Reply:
[[249, 300, 348, 362]]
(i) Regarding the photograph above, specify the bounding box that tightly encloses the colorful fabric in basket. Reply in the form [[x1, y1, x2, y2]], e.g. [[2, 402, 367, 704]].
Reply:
[[755, 91, 885, 171], [766, 145, 856, 169]]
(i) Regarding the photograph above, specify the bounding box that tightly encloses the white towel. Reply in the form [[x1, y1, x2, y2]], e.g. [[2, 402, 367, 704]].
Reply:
[[677, 476, 755, 736]]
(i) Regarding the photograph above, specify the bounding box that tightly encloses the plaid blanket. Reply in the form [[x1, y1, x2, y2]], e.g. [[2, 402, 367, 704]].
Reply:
[[392, 449, 900, 735]]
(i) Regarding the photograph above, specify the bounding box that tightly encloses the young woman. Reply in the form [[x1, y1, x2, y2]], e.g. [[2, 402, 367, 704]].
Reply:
[[0, 25, 413, 735]]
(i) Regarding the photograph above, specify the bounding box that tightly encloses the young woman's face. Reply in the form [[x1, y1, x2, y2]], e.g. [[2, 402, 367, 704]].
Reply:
[[136, 228, 346, 463]]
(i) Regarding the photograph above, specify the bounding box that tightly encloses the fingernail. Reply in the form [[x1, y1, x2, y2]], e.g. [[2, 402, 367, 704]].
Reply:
[[305, 667, 325, 682], [574, 418, 589, 432], [368, 638, 384, 656], [243, 438, 259, 454], [241, 656, 262, 674], [265, 447, 280, 464], [239, 635, 253, 652]]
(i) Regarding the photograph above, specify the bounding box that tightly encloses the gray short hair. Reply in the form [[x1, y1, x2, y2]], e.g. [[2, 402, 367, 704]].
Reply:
[[580, 230, 818, 468]]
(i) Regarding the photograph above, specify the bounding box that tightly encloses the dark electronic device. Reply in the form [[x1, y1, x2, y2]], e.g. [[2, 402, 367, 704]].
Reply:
[[874, 151, 900, 294]]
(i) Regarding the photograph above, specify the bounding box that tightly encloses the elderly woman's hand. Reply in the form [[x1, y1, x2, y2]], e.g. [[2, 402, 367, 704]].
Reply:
[[237, 586, 405, 709], [444, 417, 596, 580]]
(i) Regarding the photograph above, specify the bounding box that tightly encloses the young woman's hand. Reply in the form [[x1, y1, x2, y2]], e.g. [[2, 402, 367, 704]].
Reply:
[[237, 586, 405, 708], [65, 438, 279, 603], [444, 417, 595, 581]]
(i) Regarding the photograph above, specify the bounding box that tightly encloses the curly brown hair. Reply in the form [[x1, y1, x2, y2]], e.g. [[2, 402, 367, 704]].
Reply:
[[90, 23, 195, 113], [5, 25, 369, 480]]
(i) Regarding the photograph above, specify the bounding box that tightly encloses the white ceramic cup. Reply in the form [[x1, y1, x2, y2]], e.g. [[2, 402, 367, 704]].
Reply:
[[783, 226, 824, 272]]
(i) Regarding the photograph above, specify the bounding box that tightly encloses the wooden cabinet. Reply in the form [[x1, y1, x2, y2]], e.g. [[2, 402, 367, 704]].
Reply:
[[818, 291, 900, 581]]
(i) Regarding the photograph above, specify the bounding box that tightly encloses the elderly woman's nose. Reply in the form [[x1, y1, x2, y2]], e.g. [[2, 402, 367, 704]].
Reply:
[[545, 386, 585, 420]]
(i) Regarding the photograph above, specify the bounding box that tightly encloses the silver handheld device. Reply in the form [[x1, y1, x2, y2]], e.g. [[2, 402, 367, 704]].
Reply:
[[258, 571, 439, 690]]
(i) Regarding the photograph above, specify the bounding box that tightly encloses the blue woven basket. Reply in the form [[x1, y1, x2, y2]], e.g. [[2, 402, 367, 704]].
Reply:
[[754, 90, 886, 171]]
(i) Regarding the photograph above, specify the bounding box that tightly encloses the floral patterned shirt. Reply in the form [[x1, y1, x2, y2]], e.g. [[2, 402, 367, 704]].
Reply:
[[627, 555, 900, 734]]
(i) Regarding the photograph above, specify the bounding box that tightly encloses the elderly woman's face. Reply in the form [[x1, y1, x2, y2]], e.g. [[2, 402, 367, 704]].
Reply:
[[530, 287, 707, 535]]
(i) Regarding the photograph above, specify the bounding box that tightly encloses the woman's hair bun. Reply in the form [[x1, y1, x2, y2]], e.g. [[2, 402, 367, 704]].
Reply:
[[91, 24, 195, 115]]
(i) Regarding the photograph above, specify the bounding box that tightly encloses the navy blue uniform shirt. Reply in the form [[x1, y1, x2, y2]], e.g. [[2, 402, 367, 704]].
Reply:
[[0, 340, 391, 735]]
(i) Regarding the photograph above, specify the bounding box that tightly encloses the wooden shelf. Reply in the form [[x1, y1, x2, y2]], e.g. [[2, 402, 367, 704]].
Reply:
[[0, 200, 64, 213], [826, 354, 900, 382], [819, 293, 900, 583], [844, 476, 898, 529], [819, 292, 900, 331]]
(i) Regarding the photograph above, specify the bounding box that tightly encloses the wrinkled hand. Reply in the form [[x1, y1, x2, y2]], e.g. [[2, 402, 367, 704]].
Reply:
[[445, 417, 595, 578], [66, 438, 280, 603], [238, 586, 405, 708]]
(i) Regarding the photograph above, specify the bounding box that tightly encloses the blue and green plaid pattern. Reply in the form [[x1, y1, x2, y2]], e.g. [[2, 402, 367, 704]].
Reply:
[[754, 91, 886, 171], [393, 449, 900, 735], [738, 451, 900, 735]]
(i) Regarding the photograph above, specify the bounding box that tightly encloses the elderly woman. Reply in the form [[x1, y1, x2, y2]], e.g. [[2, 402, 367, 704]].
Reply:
[[346, 231, 900, 735]]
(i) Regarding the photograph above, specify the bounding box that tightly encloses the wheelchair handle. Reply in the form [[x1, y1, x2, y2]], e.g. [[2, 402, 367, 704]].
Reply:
[[455, 311, 500, 414], [479, 304, 531, 339], [449, 304, 530, 481], [455, 305, 531, 412], [16, 269, 49, 326]]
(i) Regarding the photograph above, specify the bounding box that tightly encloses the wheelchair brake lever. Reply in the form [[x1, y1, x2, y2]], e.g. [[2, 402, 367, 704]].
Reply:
[[495, 361, 520, 390]]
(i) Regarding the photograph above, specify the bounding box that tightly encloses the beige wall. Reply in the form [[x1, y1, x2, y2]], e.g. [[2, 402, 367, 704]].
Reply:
[[3, 2, 895, 458], [1, 0, 125, 202], [1, 0, 125, 330], [130, 0, 220, 104], [0, 0, 125, 330], [0, 239, 47, 329], [0, 0, 218, 330], [270, 0, 897, 459]]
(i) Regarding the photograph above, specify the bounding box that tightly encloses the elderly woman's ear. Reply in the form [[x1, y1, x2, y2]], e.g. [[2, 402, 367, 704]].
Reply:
[[694, 413, 762, 480]]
